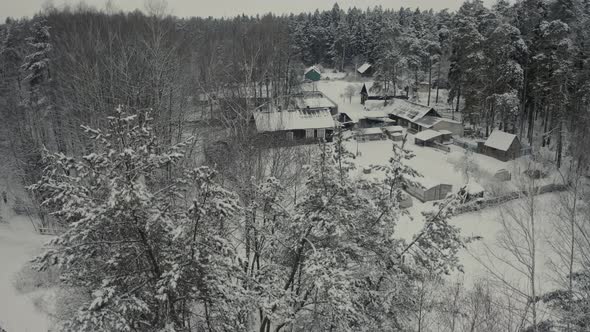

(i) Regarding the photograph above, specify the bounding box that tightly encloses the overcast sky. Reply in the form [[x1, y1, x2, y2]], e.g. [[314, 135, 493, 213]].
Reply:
[[1, 0, 499, 21]]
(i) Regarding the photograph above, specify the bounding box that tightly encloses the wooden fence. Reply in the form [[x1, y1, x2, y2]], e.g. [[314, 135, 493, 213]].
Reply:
[[455, 183, 567, 215]]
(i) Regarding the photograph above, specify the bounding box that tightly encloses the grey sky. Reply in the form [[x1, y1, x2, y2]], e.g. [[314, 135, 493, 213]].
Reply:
[[1, 0, 499, 21]]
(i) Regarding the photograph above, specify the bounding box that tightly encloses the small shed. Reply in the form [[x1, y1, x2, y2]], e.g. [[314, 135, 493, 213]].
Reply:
[[356, 127, 386, 141], [382, 125, 403, 134], [494, 168, 512, 182], [304, 66, 321, 81], [481, 130, 522, 161], [414, 129, 444, 146], [357, 63, 374, 77], [405, 177, 453, 202], [438, 130, 453, 142]]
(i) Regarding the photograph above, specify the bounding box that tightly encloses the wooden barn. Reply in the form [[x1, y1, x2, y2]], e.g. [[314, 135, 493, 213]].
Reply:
[[357, 63, 374, 77], [304, 66, 321, 81], [480, 130, 522, 161], [253, 108, 336, 143]]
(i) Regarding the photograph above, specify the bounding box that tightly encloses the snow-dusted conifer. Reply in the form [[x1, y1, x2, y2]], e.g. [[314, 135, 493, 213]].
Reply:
[[31, 107, 245, 331]]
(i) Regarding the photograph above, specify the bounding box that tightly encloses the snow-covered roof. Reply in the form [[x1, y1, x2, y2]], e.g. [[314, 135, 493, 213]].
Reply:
[[414, 116, 443, 128], [365, 99, 438, 123], [439, 130, 453, 135], [405, 174, 448, 190], [357, 63, 372, 74], [304, 66, 320, 75], [293, 93, 337, 109], [253, 109, 336, 132], [414, 129, 443, 141], [383, 125, 404, 133], [341, 109, 388, 123], [358, 127, 384, 135], [484, 130, 518, 151]]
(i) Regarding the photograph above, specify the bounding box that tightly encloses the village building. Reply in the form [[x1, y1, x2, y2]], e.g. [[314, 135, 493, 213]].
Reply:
[[304, 66, 321, 81], [414, 129, 444, 146], [364, 99, 464, 136], [252, 108, 337, 143], [357, 63, 374, 77], [404, 176, 453, 202], [479, 130, 522, 161], [338, 109, 394, 129], [290, 91, 338, 115], [355, 127, 387, 141]]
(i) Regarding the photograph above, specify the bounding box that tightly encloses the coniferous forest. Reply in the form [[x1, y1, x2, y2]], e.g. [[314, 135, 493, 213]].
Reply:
[[1, 0, 590, 331]]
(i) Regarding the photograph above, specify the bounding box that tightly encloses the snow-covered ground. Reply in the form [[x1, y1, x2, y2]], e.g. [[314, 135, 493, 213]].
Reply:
[[0, 208, 51, 332], [313, 76, 574, 299]]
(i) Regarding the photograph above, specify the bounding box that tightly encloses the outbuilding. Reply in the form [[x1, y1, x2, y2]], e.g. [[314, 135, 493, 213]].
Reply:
[[405, 176, 453, 202], [355, 127, 386, 141], [480, 130, 522, 161], [357, 63, 374, 77], [304, 66, 321, 81], [414, 129, 444, 146]]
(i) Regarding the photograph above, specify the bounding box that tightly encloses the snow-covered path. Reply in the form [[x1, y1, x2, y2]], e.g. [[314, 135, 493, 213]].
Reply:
[[0, 213, 51, 332]]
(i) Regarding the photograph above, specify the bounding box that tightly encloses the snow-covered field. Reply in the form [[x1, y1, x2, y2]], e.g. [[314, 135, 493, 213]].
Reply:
[[0, 211, 51, 332]]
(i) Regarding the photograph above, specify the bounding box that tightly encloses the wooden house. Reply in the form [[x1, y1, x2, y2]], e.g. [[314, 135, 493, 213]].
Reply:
[[304, 66, 321, 82], [480, 130, 522, 161], [364, 99, 464, 136], [253, 108, 336, 143]]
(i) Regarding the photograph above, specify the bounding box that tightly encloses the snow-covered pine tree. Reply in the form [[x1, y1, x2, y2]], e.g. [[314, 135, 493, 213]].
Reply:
[[247, 131, 470, 331], [30, 107, 247, 331], [22, 18, 51, 87]]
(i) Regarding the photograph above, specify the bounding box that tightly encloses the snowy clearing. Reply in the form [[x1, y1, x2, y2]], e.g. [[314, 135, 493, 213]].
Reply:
[[0, 212, 51, 332]]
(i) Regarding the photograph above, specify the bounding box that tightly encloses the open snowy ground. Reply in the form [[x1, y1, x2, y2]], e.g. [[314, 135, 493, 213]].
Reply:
[[0, 211, 51, 332], [345, 134, 570, 298]]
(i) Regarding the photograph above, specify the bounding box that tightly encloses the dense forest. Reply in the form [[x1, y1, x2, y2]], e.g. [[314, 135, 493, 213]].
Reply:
[[1, 0, 590, 331]]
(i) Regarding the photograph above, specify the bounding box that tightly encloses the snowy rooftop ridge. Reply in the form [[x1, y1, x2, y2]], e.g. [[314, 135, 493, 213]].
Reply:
[[253, 109, 336, 132], [414, 129, 443, 141], [304, 66, 320, 75], [364, 99, 437, 123], [484, 130, 517, 151], [357, 63, 372, 74]]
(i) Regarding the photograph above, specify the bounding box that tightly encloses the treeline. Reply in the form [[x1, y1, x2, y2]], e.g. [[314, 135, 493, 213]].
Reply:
[[0, 6, 302, 186], [447, 0, 590, 168]]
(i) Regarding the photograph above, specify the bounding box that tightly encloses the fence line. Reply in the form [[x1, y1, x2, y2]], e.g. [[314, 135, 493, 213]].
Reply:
[[454, 183, 567, 215]]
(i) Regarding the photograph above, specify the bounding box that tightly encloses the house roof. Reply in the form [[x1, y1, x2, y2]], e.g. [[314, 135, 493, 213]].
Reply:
[[438, 130, 453, 135], [253, 109, 336, 132], [340, 109, 389, 123], [414, 129, 443, 141], [365, 99, 438, 123], [357, 63, 372, 74], [304, 66, 320, 75], [414, 116, 443, 128], [484, 130, 518, 151], [292, 92, 337, 109], [383, 125, 404, 133], [358, 127, 384, 135]]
